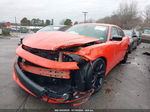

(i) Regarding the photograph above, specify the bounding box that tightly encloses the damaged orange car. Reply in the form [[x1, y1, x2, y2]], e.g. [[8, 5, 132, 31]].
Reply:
[[13, 23, 129, 106]]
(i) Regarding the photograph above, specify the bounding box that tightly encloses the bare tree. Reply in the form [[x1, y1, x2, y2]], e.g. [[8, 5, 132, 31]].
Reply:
[[142, 5, 150, 27], [86, 18, 95, 23], [115, 1, 141, 29], [97, 1, 142, 29]]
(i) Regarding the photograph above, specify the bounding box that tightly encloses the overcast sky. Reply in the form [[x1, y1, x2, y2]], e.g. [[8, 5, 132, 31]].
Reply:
[[0, 0, 149, 24]]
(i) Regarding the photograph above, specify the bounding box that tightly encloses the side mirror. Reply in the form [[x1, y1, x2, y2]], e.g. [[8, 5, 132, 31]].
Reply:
[[18, 37, 24, 46], [111, 35, 122, 41]]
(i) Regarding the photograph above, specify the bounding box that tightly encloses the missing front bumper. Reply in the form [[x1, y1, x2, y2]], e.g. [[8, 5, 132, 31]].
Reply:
[[14, 57, 92, 103]]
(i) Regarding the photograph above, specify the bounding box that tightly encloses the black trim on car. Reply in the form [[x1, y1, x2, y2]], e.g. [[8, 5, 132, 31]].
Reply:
[[14, 57, 68, 99]]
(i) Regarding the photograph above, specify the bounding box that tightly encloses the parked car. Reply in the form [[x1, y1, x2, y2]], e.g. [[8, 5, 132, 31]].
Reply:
[[0, 28, 2, 35], [20, 27, 29, 33], [31, 28, 40, 33], [10, 28, 21, 32], [134, 30, 142, 45], [13, 23, 129, 105], [37, 25, 71, 32], [19, 25, 71, 43], [141, 28, 150, 43], [2, 28, 10, 36], [124, 30, 138, 53]]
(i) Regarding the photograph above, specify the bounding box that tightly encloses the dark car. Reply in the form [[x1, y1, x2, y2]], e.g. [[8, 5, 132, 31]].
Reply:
[[20, 27, 29, 33], [19, 25, 71, 44], [134, 30, 142, 45], [124, 30, 138, 53], [37, 25, 71, 32]]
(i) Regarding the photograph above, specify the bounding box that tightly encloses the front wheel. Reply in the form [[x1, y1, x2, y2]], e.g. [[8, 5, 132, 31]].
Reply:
[[85, 58, 106, 92]]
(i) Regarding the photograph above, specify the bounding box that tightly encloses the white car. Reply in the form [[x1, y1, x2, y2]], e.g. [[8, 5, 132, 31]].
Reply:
[[142, 28, 150, 43]]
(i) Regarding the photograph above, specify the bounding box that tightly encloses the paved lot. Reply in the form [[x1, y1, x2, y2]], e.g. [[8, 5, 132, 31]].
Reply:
[[0, 35, 150, 110]]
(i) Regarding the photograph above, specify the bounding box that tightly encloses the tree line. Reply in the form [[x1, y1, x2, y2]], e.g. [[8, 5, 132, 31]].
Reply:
[[96, 1, 150, 29], [20, 18, 52, 26], [20, 18, 73, 26]]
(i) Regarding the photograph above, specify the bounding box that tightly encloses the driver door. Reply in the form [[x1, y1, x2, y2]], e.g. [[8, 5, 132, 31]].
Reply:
[[110, 27, 123, 65]]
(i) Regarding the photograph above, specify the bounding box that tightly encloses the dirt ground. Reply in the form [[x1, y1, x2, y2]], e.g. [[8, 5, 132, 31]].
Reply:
[[0, 34, 150, 111]]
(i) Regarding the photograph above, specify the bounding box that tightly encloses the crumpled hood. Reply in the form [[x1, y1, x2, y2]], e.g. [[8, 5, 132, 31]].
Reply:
[[23, 31, 99, 50]]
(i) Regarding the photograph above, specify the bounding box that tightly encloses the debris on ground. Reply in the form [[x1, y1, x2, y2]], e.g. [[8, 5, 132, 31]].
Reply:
[[115, 78, 122, 83], [125, 62, 131, 64], [143, 52, 150, 56], [104, 88, 112, 94]]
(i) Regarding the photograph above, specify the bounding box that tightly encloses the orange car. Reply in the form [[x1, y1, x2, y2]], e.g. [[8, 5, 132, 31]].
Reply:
[[13, 23, 129, 106]]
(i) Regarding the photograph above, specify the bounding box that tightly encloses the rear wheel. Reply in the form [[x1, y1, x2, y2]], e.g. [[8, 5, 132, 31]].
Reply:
[[121, 48, 129, 64], [128, 45, 132, 53]]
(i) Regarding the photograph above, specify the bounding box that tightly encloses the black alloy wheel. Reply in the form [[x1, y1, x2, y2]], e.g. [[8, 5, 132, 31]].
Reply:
[[84, 58, 106, 92], [91, 59, 105, 92]]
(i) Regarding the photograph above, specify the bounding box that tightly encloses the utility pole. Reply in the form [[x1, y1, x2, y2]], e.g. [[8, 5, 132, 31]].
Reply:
[[15, 17, 17, 31], [82, 12, 88, 23], [51, 19, 54, 25]]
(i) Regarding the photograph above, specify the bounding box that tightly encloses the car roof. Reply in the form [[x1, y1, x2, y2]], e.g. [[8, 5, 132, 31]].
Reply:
[[143, 28, 150, 30], [46, 25, 67, 27]]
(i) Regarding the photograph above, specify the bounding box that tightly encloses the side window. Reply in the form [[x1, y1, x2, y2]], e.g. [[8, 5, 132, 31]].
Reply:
[[117, 28, 125, 37], [110, 27, 118, 39]]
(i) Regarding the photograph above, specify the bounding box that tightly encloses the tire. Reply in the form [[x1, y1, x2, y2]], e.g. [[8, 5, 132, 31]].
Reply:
[[135, 46, 137, 49], [133, 41, 138, 50], [128, 45, 132, 53], [79, 58, 106, 92], [135, 41, 138, 49], [121, 49, 129, 64]]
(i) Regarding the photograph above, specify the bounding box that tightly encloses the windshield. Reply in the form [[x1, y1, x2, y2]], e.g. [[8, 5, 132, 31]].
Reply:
[[66, 24, 108, 41], [143, 29, 150, 34], [37, 26, 61, 32]]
